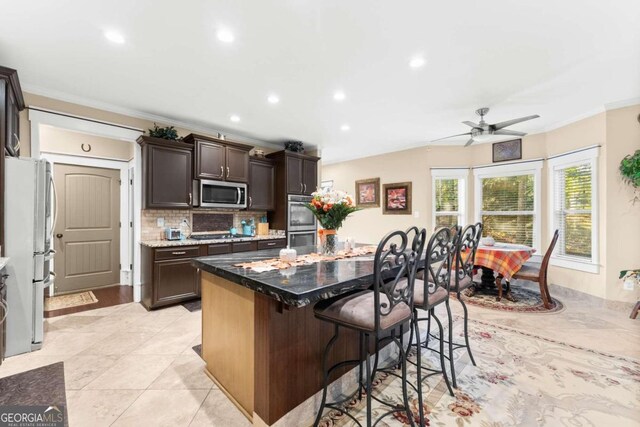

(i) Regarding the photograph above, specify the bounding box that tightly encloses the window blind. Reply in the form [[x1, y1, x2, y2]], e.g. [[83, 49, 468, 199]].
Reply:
[[480, 174, 535, 246], [434, 178, 461, 227], [554, 163, 592, 259]]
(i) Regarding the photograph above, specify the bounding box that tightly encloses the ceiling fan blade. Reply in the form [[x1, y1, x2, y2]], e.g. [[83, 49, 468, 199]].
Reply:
[[462, 121, 481, 128], [464, 138, 475, 147], [494, 129, 526, 137], [492, 114, 540, 130], [430, 132, 472, 142]]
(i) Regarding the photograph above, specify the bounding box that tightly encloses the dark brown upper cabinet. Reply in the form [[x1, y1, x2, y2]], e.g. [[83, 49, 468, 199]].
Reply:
[[184, 134, 252, 183], [138, 136, 194, 209], [267, 151, 320, 196], [248, 157, 275, 211]]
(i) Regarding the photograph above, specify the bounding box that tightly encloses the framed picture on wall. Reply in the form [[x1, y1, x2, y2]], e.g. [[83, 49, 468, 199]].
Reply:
[[492, 139, 522, 163], [383, 182, 412, 215], [355, 178, 380, 208]]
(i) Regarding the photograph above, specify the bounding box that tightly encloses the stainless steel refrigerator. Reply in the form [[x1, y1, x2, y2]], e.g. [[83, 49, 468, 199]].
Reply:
[[4, 157, 54, 356]]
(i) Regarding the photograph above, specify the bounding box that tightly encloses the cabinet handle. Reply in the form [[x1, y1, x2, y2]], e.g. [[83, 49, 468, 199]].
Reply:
[[267, 242, 276, 246], [226, 166, 230, 178], [188, 193, 192, 205], [300, 183, 303, 193], [220, 165, 224, 177], [249, 196, 253, 207], [171, 251, 186, 255], [303, 183, 307, 193]]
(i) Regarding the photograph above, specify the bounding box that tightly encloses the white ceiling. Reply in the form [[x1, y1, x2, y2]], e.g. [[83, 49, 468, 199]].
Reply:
[[2, 0, 639, 163]]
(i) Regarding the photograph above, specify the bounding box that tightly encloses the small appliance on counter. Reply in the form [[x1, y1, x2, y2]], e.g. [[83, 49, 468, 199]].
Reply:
[[165, 228, 182, 241], [242, 218, 256, 237]]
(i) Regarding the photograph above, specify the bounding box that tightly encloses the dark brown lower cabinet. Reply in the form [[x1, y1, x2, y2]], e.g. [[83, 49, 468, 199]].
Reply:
[[141, 239, 286, 310], [141, 246, 201, 310]]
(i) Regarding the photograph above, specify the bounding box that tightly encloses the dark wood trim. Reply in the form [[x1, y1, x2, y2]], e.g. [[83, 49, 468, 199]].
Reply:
[[136, 135, 194, 149], [0, 66, 25, 110]]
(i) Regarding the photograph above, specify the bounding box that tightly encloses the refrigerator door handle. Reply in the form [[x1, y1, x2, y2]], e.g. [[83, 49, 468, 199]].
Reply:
[[51, 174, 59, 242]]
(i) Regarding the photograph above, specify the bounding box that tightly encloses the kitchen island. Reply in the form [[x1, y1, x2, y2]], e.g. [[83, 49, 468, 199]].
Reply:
[[192, 245, 380, 426]]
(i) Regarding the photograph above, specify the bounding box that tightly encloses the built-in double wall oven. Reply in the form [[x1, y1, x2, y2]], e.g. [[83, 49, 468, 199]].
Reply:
[[287, 195, 317, 248]]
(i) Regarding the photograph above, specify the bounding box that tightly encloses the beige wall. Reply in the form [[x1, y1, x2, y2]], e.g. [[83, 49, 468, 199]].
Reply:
[[40, 125, 134, 161], [323, 106, 640, 303]]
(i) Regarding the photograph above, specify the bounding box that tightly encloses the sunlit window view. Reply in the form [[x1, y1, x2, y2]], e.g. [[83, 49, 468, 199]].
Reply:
[[480, 175, 534, 246], [434, 178, 460, 227], [554, 163, 592, 259]]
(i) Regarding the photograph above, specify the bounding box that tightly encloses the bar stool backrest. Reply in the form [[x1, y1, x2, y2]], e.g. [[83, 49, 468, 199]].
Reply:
[[373, 228, 425, 331], [424, 227, 455, 304], [453, 223, 482, 287]]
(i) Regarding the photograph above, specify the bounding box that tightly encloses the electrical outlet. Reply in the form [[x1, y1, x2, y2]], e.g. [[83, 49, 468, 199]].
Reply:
[[157, 217, 165, 227], [623, 278, 636, 291], [413, 211, 420, 218]]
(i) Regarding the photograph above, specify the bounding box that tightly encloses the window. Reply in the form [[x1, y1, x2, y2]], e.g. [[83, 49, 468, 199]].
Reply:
[[548, 147, 599, 273], [431, 169, 467, 230], [474, 161, 542, 251]]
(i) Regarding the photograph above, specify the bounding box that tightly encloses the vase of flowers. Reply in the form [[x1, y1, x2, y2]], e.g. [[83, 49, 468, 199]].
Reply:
[[306, 189, 359, 255]]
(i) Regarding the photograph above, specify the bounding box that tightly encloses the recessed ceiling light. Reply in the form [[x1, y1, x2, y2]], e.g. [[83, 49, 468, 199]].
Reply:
[[267, 94, 280, 104], [217, 28, 235, 43], [340, 124, 350, 131], [230, 114, 240, 123], [333, 91, 346, 102], [104, 30, 125, 44], [409, 56, 426, 69]]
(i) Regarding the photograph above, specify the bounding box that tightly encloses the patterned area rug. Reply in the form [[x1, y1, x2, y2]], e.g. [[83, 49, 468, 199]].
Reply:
[[461, 286, 564, 313], [44, 291, 98, 311], [319, 318, 640, 426]]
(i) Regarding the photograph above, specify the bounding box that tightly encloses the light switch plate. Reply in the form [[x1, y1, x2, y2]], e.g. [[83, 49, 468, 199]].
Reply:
[[157, 217, 165, 227]]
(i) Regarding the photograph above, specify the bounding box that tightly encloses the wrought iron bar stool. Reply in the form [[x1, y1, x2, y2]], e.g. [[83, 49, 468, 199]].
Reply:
[[409, 226, 457, 419], [312, 229, 424, 427]]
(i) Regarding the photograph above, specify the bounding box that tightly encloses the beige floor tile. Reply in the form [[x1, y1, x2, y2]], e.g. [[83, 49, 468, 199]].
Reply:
[[148, 354, 213, 390], [189, 389, 252, 427], [66, 389, 143, 427], [69, 303, 130, 317], [161, 312, 202, 334], [36, 331, 104, 356], [84, 354, 176, 390], [0, 353, 64, 379], [181, 335, 202, 355], [80, 331, 158, 355], [44, 315, 104, 333], [132, 330, 199, 355], [63, 354, 121, 390], [112, 389, 209, 427]]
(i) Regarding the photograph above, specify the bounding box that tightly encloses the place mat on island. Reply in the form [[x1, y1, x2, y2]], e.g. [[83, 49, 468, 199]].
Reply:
[[233, 245, 378, 272]]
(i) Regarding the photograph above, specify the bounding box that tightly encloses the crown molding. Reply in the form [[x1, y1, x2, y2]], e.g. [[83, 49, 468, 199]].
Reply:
[[604, 97, 640, 111], [22, 84, 284, 150]]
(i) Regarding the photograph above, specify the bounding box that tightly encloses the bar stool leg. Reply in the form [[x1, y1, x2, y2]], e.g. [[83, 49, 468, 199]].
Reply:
[[458, 293, 476, 366], [397, 331, 416, 427], [445, 300, 457, 389], [432, 309, 455, 397], [313, 324, 340, 427], [358, 332, 365, 400], [364, 333, 372, 427], [413, 310, 426, 427]]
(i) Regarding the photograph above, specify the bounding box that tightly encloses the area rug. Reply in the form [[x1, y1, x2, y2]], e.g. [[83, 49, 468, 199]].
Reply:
[[460, 286, 564, 313], [319, 318, 640, 427], [182, 299, 202, 312], [44, 291, 98, 311], [0, 362, 69, 427]]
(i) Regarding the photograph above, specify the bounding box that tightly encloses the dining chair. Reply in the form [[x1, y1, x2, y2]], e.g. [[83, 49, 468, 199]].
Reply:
[[312, 229, 424, 427], [510, 229, 559, 309]]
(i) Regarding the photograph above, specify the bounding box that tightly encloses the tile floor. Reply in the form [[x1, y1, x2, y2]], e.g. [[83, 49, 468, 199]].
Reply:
[[0, 284, 638, 426]]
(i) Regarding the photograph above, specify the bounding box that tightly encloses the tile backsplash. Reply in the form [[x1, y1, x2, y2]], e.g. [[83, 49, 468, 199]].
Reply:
[[141, 209, 267, 241]]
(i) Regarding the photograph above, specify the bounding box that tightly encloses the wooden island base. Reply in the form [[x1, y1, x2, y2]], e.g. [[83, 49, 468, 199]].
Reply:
[[201, 271, 367, 425]]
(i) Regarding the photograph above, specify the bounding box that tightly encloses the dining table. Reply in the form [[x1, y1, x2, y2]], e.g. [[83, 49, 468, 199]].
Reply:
[[469, 242, 536, 302]]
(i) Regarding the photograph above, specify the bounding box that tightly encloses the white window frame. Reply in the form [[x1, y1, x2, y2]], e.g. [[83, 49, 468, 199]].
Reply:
[[473, 160, 543, 258], [431, 168, 467, 230], [547, 146, 599, 274]]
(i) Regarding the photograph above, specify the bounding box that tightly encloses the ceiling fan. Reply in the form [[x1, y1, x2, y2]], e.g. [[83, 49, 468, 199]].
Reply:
[[432, 107, 540, 147]]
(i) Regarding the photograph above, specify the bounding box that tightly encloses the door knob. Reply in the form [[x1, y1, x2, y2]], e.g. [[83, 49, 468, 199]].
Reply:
[[56, 233, 63, 238]]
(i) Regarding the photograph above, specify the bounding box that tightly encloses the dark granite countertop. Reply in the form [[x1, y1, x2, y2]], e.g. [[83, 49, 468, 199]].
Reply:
[[192, 245, 378, 307]]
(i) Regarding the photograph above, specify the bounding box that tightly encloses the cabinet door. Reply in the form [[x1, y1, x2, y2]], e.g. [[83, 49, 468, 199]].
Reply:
[[146, 144, 192, 208], [286, 156, 303, 194], [153, 259, 198, 306], [195, 140, 225, 180], [248, 160, 275, 210], [226, 147, 250, 182], [303, 159, 318, 195]]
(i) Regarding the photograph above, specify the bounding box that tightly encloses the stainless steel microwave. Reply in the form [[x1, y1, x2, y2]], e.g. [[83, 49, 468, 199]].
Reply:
[[193, 179, 247, 209]]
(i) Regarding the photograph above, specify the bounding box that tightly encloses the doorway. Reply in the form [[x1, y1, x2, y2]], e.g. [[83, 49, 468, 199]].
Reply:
[[53, 163, 121, 294]]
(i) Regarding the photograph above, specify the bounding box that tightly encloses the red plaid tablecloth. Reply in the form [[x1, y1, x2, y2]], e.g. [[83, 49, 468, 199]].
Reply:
[[475, 243, 536, 281]]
